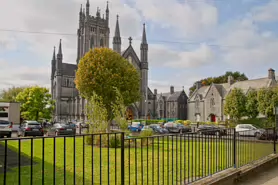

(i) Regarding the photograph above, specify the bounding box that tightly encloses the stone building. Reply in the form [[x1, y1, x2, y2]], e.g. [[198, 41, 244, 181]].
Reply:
[[187, 68, 277, 122], [50, 0, 188, 122]]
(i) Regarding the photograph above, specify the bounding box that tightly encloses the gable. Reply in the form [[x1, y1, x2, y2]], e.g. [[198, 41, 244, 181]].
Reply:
[[204, 84, 222, 99], [122, 45, 141, 71]]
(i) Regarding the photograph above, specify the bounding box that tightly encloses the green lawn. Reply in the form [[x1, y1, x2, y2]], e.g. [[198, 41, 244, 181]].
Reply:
[[0, 135, 275, 185]]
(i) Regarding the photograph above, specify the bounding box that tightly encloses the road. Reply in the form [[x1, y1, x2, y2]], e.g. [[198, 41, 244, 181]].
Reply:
[[237, 165, 278, 185]]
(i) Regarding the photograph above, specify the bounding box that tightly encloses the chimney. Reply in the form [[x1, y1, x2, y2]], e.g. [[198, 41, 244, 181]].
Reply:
[[195, 81, 202, 90], [228, 75, 234, 85], [268, 68, 275, 80], [154, 89, 157, 95], [170, 86, 174, 94]]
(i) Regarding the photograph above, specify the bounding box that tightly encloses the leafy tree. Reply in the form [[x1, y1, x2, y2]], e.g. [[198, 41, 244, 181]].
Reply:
[[75, 48, 141, 129], [0, 86, 26, 102], [257, 87, 278, 123], [111, 88, 129, 131], [15, 86, 55, 121], [224, 88, 247, 121], [245, 89, 259, 119], [189, 71, 248, 95], [86, 92, 108, 133]]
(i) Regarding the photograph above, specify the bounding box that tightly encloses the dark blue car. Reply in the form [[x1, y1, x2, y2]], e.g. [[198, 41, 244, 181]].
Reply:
[[128, 122, 144, 132]]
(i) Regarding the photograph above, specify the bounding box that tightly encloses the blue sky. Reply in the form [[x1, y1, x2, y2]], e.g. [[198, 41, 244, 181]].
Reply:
[[0, 0, 278, 94]]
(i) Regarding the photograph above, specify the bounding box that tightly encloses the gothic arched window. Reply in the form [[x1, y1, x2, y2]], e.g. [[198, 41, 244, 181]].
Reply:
[[210, 98, 215, 108], [195, 99, 200, 109], [100, 38, 104, 47], [90, 36, 94, 49]]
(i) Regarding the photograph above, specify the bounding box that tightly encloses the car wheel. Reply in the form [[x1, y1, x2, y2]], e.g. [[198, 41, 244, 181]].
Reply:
[[255, 132, 260, 138], [7, 133, 12, 138]]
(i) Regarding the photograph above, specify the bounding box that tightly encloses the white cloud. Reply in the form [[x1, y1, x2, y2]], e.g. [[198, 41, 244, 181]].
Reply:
[[252, 0, 278, 22], [215, 16, 278, 68], [1, 0, 278, 94], [135, 0, 218, 38], [0, 59, 50, 90]]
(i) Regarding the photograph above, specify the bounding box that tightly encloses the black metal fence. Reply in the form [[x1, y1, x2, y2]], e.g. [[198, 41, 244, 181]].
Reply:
[[0, 128, 276, 185]]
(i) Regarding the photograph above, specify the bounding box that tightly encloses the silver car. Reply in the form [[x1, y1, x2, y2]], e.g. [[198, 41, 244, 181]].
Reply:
[[0, 120, 13, 138]]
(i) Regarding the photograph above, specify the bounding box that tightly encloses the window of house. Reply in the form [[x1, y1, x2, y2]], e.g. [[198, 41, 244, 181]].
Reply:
[[90, 36, 94, 49], [210, 98, 215, 107], [195, 99, 200, 108], [100, 38, 104, 47]]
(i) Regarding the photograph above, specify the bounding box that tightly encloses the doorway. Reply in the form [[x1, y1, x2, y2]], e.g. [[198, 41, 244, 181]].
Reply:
[[210, 114, 216, 122]]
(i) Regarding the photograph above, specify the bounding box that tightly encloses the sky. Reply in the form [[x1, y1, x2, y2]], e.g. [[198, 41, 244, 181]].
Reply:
[[0, 0, 278, 95]]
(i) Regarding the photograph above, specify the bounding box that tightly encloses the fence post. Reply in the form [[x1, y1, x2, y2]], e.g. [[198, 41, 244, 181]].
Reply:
[[274, 127, 276, 154], [233, 128, 237, 168], [121, 132, 125, 185]]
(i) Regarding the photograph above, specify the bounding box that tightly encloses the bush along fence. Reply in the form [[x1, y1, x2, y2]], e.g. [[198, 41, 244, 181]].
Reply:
[[0, 128, 277, 185]]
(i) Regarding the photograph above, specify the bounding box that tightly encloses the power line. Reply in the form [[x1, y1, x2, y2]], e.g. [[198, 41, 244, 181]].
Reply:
[[0, 28, 246, 48]]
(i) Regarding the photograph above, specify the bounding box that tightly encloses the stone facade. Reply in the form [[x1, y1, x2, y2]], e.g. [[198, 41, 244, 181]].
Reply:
[[50, 0, 188, 122], [187, 68, 277, 122]]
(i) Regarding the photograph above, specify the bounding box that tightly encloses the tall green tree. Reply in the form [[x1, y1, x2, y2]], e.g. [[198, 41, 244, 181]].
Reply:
[[75, 48, 141, 129], [189, 71, 248, 95], [224, 88, 247, 121], [245, 89, 259, 119], [257, 87, 278, 123], [0, 86, 26, 102], [16, 86, 55, 121]]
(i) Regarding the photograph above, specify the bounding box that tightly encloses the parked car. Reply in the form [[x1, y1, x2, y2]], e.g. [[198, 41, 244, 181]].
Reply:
[[46, 123, 76, 136], [128, 122, 144, 132], [141, 125, 153, 132], [196, 125, 226, 136], [235, 124, 265, 137], [256, 128, 278, 140], [0, 120, 13, 138], [149, 124, 165, 134], [18, 120, 44, 137], [164, 122, 180, 133], [164, 122, 190, 133], [176, 124, 191, 133]]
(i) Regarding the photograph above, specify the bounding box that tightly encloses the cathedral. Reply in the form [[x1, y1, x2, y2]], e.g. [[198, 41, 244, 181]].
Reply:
[[50, 0, 188, 122]]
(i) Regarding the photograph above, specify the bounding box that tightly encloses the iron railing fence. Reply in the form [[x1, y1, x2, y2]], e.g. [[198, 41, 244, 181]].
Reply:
[[0, 128, 276, 185]]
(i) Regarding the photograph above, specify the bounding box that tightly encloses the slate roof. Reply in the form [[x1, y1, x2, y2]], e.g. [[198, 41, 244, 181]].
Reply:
[[161, 91, 183, 101], [190, 76, 277, 101], [62, 63, 77, 76]]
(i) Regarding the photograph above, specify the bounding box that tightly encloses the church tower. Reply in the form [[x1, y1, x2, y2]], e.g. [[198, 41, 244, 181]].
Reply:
[[76, 0, 110, 65], [140, 24, 149, 118]]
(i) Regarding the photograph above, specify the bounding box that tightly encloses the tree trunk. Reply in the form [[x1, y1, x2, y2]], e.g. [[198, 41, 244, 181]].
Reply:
[[35, 111, 39, 121]]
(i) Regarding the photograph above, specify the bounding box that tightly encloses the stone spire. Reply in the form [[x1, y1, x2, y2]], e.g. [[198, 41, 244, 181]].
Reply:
[[57, 39, 63, 60], [106, 1, 109, 14], [141, 23, 147, 44], [113, 15, 121, 54], [52, 46, 56, 61], [140, 23, 148, 69], [86, 0, 90, 16], [51, 46, 56, 79], [105, 1, 109, 25]]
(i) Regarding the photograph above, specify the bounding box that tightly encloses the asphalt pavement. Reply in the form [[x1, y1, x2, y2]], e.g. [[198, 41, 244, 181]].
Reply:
[[237, 165, 278, 185]]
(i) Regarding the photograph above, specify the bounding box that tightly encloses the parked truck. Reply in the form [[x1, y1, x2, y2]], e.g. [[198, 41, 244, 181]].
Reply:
[[0, 102, 21, 131]]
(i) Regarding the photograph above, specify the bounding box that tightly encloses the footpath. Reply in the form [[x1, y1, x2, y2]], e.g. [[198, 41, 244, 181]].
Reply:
[[237, 165, 278, 185]]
